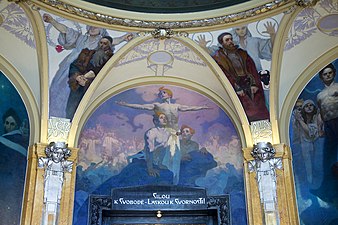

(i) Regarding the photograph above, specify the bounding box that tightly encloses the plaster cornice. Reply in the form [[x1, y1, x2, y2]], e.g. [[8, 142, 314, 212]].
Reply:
[[27, 0, 297, 31]]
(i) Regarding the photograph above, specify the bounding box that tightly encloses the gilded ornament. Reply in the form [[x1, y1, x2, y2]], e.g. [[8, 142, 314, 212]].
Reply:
[[34, 0, 292, 29], [295, 0, 320, 7]]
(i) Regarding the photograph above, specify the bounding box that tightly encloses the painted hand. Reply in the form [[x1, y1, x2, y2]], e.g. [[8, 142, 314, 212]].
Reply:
[[43, 13, 54, 23], [148, 168, 160, 177], [262, 21, 276, 37], [195, 35, 211, 48]]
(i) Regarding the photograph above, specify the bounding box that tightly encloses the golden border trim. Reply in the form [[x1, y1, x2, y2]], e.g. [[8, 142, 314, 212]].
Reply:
[[317, 13, 338, 33], [34, 0, 292, 29]]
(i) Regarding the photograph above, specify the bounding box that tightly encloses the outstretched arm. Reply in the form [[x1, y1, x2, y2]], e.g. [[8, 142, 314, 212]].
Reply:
[[177, 104, 210, 112], [195, 35, 212, 55], [43, 13, 68, 34], [115, 101, 155, 111], [112, 33, 135, 45], [262, 21, 276, 48]]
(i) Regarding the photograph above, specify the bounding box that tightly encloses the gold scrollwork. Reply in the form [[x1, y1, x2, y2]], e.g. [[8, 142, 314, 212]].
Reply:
[[151, 28, 174, 39], [295, 0, 320, 7], [34, 0, 292, 29]]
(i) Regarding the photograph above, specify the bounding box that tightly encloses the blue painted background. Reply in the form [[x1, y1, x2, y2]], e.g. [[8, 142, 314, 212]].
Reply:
[[73, 85, 247, 225], [0, 72, 29, 225], [289, 59, 338, 225]]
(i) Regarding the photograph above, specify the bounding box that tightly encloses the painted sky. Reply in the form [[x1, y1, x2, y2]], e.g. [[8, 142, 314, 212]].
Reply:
[[81, 84, 242, 169]]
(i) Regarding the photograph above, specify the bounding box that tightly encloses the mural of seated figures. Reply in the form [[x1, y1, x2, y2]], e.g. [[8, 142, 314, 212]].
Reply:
[[290, 58, 338, 225], [73, 85, 247, 225]]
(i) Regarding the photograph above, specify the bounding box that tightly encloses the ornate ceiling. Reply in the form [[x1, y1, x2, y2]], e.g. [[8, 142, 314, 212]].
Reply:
[[31, 0, 295, 30]]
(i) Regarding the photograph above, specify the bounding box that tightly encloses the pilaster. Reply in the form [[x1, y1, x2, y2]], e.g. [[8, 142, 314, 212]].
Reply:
[[243, 143, 299, 225], [21, 143, 78, 225]]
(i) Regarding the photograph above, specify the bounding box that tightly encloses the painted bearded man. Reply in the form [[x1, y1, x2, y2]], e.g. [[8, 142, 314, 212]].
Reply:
[[212, 32, 269, 122], [66, 36, 114, 119]]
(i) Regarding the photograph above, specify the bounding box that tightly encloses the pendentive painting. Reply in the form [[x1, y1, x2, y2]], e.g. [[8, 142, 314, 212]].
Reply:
[[290, 58, 338, 224], [190, 14, 283, 123], [0, 72, 30, 224], [73, 85, 247, 225], [42, 12, 134, 120]]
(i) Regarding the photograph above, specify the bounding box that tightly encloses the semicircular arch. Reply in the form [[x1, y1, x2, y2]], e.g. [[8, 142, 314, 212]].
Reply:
[[279, 46, 338, 145], [68, 77, 246, 150], [68, 35, 252, 148], [0, 55, 40, 144]]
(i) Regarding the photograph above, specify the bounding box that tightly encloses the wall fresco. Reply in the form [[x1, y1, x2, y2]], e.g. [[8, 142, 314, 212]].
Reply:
[[73, 85, 247, 225], [290, 58, 338, 225], [190, 15, 283, 122], [0, 71, 30, 225], [42, 12, 135, 120]]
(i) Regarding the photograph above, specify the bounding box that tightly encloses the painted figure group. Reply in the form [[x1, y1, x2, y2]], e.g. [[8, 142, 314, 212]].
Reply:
[[196, 22, 275, 122], [117, 87, 210, 184], [292, 63, 338, 206], [312, 63, 338, 204], [45, 12, 275, 123], [43, 13, 133, 119]]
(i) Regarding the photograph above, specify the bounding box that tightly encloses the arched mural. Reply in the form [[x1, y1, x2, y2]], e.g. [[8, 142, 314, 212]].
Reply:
[[0, 71, 30, 225], [290, 58, 338, 225], [73, 85, 247, 225]]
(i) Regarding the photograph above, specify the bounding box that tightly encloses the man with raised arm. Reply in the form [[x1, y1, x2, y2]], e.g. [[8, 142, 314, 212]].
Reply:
[[116, 86, 209, 131]]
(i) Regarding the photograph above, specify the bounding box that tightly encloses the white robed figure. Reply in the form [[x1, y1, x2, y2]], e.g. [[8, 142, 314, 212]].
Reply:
[[43, 13, 130, 117], [144, 112, 181, 185]]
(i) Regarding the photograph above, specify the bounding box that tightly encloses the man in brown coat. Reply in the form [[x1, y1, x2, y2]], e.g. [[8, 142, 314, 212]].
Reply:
[[66, 36, 114, 119], [212, 32, 269, 122]]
